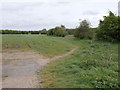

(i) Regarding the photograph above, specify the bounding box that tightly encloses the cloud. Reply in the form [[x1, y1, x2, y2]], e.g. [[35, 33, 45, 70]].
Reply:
[[57, 1, 71, 4], [119, 1, 120, 16], [0, 0, 118, 30], [83, 11, 99, 15], [1, 0, 119, 3], [1, 2, 44, 12]]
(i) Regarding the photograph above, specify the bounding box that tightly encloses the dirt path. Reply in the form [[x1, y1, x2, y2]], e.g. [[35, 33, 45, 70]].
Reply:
[[51, 47, 78, 61], [2, 47, 78, 88]]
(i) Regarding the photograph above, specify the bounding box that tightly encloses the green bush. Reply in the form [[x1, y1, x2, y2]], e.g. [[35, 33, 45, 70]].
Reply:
[[96, 11, 120, 42], [66, 29, 76, 35], [47, 25, 67, 37], [40, 29, 47, 34], [74, 20, 94, 39]]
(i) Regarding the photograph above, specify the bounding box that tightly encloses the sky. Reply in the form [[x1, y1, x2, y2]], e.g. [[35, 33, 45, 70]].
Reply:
[[0, 0, 119, 31]]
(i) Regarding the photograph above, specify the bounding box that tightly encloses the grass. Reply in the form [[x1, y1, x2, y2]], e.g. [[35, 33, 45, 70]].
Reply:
[[2, 34, 75, 58], [2, 34, 119, 88], [38, 39, 119, 88]]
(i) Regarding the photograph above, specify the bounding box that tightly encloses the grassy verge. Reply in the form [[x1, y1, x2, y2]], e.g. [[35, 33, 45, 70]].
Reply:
[[38, 40, 119, 88], [2, 35, 75, 58]]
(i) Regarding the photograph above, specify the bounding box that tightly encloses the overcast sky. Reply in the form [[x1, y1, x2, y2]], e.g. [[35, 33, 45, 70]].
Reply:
[[0, 0, 119, 31]]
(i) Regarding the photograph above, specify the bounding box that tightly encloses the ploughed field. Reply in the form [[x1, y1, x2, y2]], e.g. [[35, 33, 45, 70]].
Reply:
[[2, 34, 119, 88]]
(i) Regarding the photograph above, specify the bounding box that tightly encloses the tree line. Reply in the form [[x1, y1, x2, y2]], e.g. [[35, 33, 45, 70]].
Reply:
[[0, 29, 47, 34], [74, 11, 119, 42], [47, 11, 119, 42]]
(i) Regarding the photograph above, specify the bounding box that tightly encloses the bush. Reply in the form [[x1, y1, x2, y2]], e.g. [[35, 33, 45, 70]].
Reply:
[[47, 25, 67, 37], [40, 29, 47, 34], [74, 20, 94, 39], [66, 29, 76, 35], [96, 11, 120, 42]]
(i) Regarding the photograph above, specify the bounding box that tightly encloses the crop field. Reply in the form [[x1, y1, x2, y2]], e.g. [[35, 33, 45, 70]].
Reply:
[[2, 34, 119, 88]]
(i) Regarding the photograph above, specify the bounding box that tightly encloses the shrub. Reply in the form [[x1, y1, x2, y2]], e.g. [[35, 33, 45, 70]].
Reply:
[[47, 25, 67, 37], [96, 11, 120, 42], [66, 29, 76, 35], [74, 20, 94, 39], [40, 29, 47, 34]]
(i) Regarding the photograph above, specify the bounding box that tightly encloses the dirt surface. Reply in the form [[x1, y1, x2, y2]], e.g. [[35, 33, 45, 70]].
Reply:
[[0, 53, 2, 89], [2, 48, 78, 88]]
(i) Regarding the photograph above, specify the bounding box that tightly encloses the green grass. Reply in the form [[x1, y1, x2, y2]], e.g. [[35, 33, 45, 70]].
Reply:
[[2, 34, 75, 57], [2, 34, 119, 88], [38, 39, 119, 88]]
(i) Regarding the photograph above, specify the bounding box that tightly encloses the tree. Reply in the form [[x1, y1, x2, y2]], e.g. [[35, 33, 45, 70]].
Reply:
[[41, 29, 47, 34], [66, 29, 76, 35], [47, 25, 67, 37], [61, 25, 65, 29], [96, 11, 120, 42], [74, 20, 93, 39]]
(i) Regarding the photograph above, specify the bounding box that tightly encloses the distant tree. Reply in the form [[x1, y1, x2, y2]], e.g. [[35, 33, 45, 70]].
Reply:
[[29, 31, 40, 34], [74, 20, 94, 39], [1, 30, 23, 34], [61, 25, 65, 29], [41, 29, 47, 34], [21, 31, 29, 34], [47, 28, 54, 36], [96, 11, 120, 42], [54, 26, 67, 37], [47, 25, 67, 37], [66, 29, 76, 35]]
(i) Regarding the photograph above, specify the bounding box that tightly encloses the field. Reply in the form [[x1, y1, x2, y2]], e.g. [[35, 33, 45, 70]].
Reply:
[[2, 34, 119, 88], [2, 35, 75, 58]]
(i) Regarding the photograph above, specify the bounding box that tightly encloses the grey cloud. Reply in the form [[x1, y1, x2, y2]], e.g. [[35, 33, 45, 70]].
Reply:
[[0, 1, 117, 30], [61, 12, 70, 15], [83, 11, 99, 15], [45, 1, 71, 7], [1, 2, 44, 12], [118, 1, 120, 16], [57, 1, 71, 4], [2, 3, 25, 11]]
